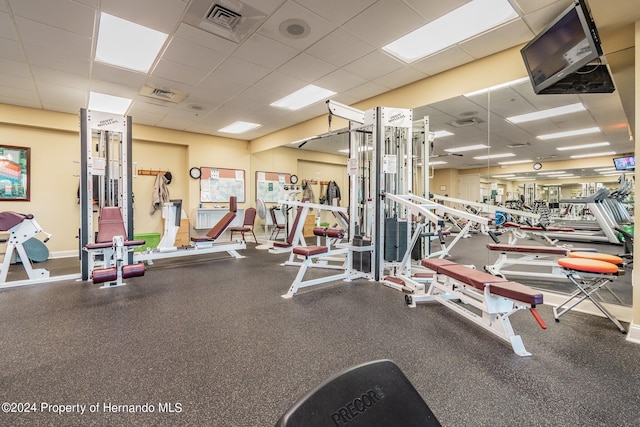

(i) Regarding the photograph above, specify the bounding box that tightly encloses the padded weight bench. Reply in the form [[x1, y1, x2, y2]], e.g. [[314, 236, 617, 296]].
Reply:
[[485, 243, 595, 281], [276, 359, 441, 427], [0, 211, 51, 284], [191, 196, 238, 247], [406, 258, 546, 356], [502, 221, 574, 246], [554, 252, 627, 333], [270, 199, 309, 254], [84, 207, 146, 288]]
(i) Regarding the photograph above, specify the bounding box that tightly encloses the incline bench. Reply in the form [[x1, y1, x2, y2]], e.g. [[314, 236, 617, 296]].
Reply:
[[407, 258, 546, 356]]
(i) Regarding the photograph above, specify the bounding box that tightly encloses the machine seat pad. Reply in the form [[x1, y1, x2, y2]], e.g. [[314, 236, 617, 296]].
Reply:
[[293, 245, 328, 257], [0, 211, 31, 231], [420, 258, 457, 272], [384, 276, 405, 285], [488, 281, 543, 305], [273, 241, 292, 248], [437, 264, 508, 291], [85, 242, 113, 250], [568, 251, 623, 266], [486, 243, 569, 255], [124, 239, 145, 247], [520, 225, 574, 232], [558, 257, 619, 274]]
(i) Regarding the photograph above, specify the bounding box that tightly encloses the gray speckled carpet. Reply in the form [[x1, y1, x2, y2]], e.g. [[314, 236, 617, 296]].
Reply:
[[1, 238, 638, 426]]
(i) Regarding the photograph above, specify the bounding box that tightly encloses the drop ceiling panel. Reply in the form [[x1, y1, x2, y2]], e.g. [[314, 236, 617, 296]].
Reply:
[[401, 0, 469, 21], [253, 71, 306, 94], [314, 68, 367, 93], [293, 0, 376, 26], [306, 28, 375, 68], [14, 17, 92, 56], [162, 37, 227, 72], [373, 66, 428, 91], [31, 67, 89, 90], [512, 0, 571, 14], [410, 46, 475, 77], [198, 73, 252, 97], [343, 50, 404, 81], [38, 82, 87, 110], [459, 19, 534, 59], [0, 72, 37, 91], [342, 81, 391, 102], [342, 0, 425, 47], [0, 38, 23, 61], [91, 62, 148, 89], [9, 0, 94, 36], [0, 57, 30, 78], [214, 57, 271, 85], [152, 59, 211, 87], [23, 43, 91, 76], [0, 89, 40, 108], [256, 1, 336, 50], [278, 53, 336, 82], [520, 1, 574, 33], [174, 23, 237, 55], [0, 11, 16, 40], [100, 0, 188, 33], [231, 33, 299, 70]]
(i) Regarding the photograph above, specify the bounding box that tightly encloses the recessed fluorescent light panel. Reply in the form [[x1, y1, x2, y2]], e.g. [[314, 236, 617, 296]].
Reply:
[[492, 174, 516, 178], [570, 151, 616, 159], [218, 121, 261, 134], [433, 130, 454, 138], [473, 153, 515, 160], [88, 92, 132, 114], [445, 144, 489, 153], [382, 0, 518, 63], [507, 103, 586, 124], [339, 146, 373, 153], [271, 85, 336, 111], [537, 171, 566, 175], [556, 142, 610, 151], [96, 13, 168, 73], [429, 161, 448, 166], [497, 159, 533, 165], [537, 127, 600, 140]]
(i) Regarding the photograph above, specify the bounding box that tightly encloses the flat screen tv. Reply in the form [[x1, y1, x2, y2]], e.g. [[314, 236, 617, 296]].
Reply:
[[521, 0, 603, 94], [613, 155, 635, 171]]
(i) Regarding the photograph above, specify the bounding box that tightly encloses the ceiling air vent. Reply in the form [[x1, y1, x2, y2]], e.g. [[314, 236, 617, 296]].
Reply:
[[205, 4, 241, 30], [448, 117, 484, 128], [151, 88, 175, 100], [505, 142, 531, 149], [139, 84, 187, 104]]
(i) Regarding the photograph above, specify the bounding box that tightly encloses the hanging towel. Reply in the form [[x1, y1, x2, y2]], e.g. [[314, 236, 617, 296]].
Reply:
[[150, 173, 170, 215]]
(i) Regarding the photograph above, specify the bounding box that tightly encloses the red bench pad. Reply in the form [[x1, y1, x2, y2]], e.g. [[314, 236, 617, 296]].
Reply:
[[437, 264, 508, 290], [421, 258, 457, 272], [293, 245, 328, 257], [486, 243, 569, 255], [488, 281, 543, 305]]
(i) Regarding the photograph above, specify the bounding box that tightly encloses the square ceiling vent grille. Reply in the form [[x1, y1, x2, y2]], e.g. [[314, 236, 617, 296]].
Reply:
[[206, 4, 241, 30]]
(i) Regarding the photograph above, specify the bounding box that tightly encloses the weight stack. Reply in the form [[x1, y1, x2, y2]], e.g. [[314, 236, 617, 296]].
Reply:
[[352, 235, 371, 273], [384, 218, 408, 262]]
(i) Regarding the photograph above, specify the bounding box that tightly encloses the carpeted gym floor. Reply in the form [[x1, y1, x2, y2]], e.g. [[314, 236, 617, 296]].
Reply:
[[1, 234, 639, 426]]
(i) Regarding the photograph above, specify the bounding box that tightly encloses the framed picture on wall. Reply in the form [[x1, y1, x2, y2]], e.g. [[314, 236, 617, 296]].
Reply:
[[0, 144, 30, 201]]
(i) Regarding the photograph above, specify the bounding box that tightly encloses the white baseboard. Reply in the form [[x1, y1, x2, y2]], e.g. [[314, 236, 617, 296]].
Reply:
[[626, 323, 640, 344], [49, 250, 79, 259]]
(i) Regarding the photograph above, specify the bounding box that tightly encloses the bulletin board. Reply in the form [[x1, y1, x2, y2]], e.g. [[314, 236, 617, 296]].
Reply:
[[255, 171, 292, 203], [200, 167, 245, 203]]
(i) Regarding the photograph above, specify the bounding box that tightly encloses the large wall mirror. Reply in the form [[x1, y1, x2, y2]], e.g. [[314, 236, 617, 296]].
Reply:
[[289, 47, 634, 308]]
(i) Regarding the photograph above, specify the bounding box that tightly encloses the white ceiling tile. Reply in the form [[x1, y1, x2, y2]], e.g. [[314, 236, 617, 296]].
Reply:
[[214, 57, 271, 85], [37, 81, 87, 108], [232, 33, 299, 70], [162, 36, 226, 72], [512, 0, 569, 15], [306, 28, 375, 68], [23, 42, 91, 76], [100, 0, 187, 33], [521, 1, 575, 33], [342, 0, 425, 47], [89, 80, 138, 99], [373, 66, 428, 90], [174, 23, 237, 55], [0, 1, 7, 12], [0, 11, 16, 40], [459, 19, 534, 59], [156, 109, 201, 130], [314, 68, 367, 93], [343, 50, 404, 81], [0, 72, 37, 91], [31, 67, 89, 90], [179, 89, 232, 112], [15, 17, 91, 56], [342, 81, 391, 102], [293, 0, 377, 26], [224, 86, 280, 112], [9, 0, 95, 36], [278, 53, 336, 82], [0, 57, 30, 78], [91, 62, 147, 89], [0, 38, 23, 61], [254, 71, 306, 94], [240, 0, 287, 15], [257, 1, 336, 50], [197, 73, 251, 98], [401, 0, 469, 21], [129, 98, 172, 117], [411, 47, 475, 76], [0, 92, 41, 109], [152, 59, 210, 87]]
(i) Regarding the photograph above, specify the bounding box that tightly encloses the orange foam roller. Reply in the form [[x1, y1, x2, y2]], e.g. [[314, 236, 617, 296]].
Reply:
[[568, 251, 623, 266], [558, 257, 619, 274]]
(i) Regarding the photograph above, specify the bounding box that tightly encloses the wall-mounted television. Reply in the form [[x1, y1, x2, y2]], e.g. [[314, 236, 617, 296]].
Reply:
[[521, 0, 603, 94], [613, 155, 635, 171]]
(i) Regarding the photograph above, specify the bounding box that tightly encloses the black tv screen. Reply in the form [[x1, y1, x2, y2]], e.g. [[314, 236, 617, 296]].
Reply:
[[521, 0, 603, 94], [613, 156, 635, 171]]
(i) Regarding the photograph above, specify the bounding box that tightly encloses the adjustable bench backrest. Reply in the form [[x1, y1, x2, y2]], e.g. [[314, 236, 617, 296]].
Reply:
[[96, 207, 129, 243], [273, 198, 309, 248], [205, 196, 237, 239], [486, 243, 569, 255]]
